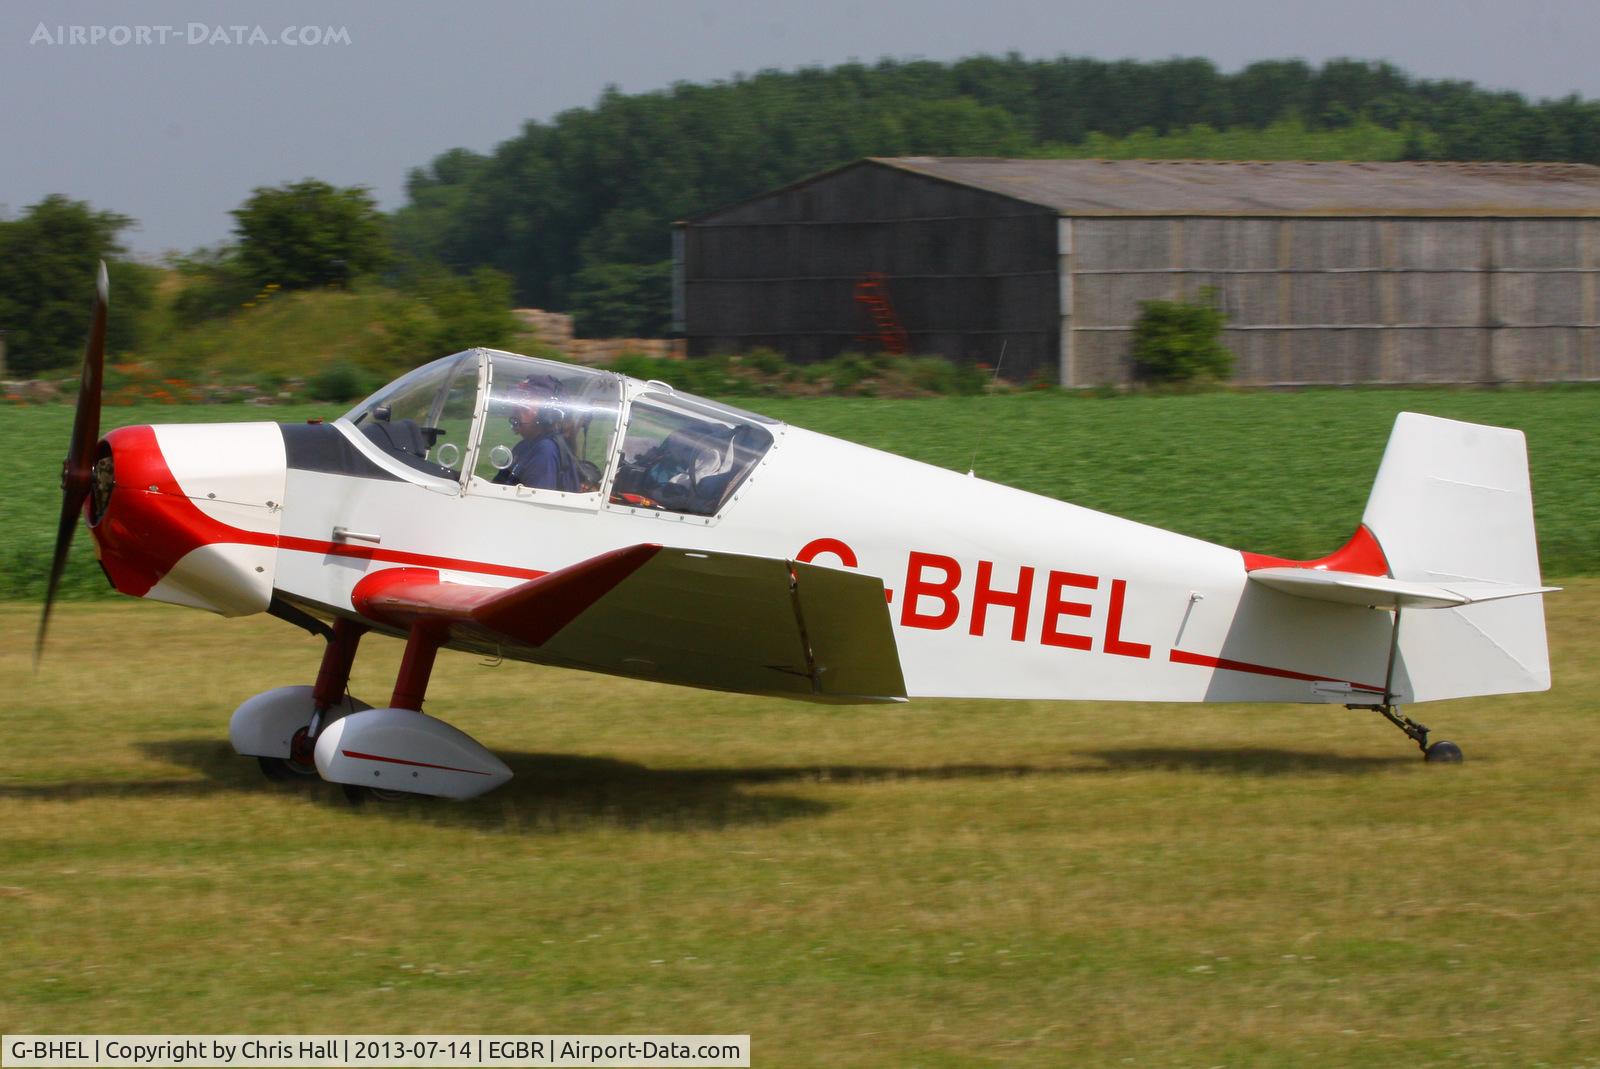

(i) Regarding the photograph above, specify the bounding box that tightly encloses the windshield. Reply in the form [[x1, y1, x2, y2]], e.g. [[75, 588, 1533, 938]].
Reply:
[[341, 351, 777, 511], [611, 390, 775, 516], [344, 353, 477, 479], [472, 353, 623, 497]]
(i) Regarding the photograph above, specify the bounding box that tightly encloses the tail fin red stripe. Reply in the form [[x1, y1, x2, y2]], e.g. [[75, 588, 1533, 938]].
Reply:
[[1241, 524, 1389, 577]]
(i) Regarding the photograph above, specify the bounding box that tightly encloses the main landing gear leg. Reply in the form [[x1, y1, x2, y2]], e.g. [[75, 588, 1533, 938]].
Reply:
[[307, 617, 367, 740], [389, 621, 443, 714], [1373, 704, 1463, 764], [260, 618, 367, 781], [343, 621, 444, 804]]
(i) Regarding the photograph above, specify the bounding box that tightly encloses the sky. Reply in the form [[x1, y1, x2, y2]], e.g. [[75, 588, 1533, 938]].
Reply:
[[3, 0, 1599, 257]]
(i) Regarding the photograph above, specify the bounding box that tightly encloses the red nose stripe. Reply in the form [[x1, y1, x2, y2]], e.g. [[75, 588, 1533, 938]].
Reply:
[[94, 425, 550, 597], [95, 425, 271, 596]]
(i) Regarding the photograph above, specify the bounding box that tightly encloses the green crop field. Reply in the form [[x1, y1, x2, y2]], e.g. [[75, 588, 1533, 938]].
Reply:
[[4, 385, 1599, 602], [3, 386, 1598, 1065]]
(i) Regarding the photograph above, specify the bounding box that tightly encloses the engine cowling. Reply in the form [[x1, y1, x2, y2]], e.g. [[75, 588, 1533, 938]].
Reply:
[[91, 423, 286, 616]]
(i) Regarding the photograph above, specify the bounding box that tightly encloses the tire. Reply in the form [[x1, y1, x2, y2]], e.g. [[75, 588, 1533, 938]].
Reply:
[[258, 755, 318, 781], [1424, 740, 1464, 763], [341, 784, 417, 804]]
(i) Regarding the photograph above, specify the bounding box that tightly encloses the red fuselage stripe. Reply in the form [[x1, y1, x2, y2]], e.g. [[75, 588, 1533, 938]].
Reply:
[[96, 425, 550, 592], [340, 749, 491, 775], [276, 536, 549, 581], [1169, 648, 1386, 694]]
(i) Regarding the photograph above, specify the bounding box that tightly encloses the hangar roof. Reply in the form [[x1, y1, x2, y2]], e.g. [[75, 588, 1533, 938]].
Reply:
[[872, 157, 1600, 216]]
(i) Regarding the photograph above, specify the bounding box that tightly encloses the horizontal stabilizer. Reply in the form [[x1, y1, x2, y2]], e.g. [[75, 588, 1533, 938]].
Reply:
[[1249, 567, 1559, 611]]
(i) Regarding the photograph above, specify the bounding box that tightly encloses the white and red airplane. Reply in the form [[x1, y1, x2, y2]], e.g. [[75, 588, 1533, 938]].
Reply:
[[39, 268, 1557, 800]]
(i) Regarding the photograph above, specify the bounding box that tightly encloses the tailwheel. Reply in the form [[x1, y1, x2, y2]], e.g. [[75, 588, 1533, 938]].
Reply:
[[1367, 609, 1463, 763], [1424, 740, 1464, 764], [1372, 704, 1463, 762]]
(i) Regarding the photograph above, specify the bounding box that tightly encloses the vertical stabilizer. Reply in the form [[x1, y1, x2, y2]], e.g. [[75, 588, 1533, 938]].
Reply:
[[1361, 413, 1551, 702]]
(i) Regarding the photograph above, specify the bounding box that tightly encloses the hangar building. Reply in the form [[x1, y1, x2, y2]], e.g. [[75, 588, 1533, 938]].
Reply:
[[674, 158, 1600, 386]]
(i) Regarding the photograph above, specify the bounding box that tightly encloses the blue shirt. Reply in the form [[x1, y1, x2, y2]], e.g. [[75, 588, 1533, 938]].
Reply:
[[496, 433, 580, 491]]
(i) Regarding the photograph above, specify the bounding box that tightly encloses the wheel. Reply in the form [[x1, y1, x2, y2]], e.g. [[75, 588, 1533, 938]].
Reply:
[[341, 784, 417, 804], [258, 755, 318, 781], [256, 725, 319, 782], [1424, 740, 1464, 763]]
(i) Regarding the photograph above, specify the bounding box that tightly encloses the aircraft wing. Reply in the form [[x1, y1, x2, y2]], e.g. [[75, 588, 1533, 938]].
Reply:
[[351, 545, 908, 703]]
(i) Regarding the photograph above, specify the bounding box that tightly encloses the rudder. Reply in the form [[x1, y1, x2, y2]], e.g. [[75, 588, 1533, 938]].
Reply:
[[1361, 413, 1552, 702]]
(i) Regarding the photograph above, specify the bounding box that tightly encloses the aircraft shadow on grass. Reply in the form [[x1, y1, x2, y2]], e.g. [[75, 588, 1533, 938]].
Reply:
[[1085, 747, 1412, 776], [0, 741, 1412, 834]]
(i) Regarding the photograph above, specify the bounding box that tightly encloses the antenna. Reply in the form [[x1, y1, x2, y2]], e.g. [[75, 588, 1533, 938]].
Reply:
[[966, 342, 1006, 478]]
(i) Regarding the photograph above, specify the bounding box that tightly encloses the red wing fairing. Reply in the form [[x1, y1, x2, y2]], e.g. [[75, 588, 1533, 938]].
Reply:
[[351, 545, 908, 703]]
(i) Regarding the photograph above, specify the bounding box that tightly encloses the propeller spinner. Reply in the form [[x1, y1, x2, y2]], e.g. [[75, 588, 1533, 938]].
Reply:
[[36, 262, 109, 665]]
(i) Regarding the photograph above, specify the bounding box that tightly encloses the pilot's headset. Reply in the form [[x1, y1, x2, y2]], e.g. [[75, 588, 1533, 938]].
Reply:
[[508, 374, 568, 430]]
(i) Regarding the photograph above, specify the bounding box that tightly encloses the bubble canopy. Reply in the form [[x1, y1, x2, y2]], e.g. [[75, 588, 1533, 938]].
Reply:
[[474, 352, 624, 496], [340, 349, 778, 515]]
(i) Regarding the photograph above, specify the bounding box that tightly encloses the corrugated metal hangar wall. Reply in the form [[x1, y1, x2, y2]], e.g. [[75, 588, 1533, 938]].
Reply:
[[676, 158, 1600, 386], [676, 162, 1060, 377]]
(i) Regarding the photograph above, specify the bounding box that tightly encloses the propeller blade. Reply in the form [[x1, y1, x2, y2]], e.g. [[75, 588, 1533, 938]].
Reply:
[[36, 262, 109, 666]]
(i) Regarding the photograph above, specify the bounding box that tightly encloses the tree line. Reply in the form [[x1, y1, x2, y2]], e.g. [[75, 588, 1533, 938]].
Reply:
[[392, 54, 1600, 329], [7, 54, 1600, 375], [1, 183, 511, 378], [0, 197, 153, 376]]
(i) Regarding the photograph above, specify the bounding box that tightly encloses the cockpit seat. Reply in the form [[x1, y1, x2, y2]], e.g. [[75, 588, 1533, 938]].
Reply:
[[361, 417, 430, 460], [360, 418, 457, 479], [693, 424, 766, 512]]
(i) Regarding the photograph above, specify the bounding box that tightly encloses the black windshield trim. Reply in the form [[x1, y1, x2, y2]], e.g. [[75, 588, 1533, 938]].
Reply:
[[279, 423, 403, 482]]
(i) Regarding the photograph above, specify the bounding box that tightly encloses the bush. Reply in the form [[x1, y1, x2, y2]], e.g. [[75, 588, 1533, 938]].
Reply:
[[379, 262, 518, 363], [1130, 287, 1233, 385], [610, 353, 739, 395], [807, 354, 883, 392], [906, 356, 991, 395], [569, 261, 673, 338], [740, 347, 789, 376], [168, 248, 258, 326], [307, 361, 375, 403]]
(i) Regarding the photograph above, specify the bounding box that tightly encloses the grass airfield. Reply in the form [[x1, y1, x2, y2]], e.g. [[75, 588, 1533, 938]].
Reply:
[[3, 585, 1597, 1067], [3, 386, 1598, 1065]]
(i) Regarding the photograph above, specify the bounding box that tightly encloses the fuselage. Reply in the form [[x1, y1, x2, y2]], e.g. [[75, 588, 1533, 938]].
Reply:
[[87, 349, 1397, 707]]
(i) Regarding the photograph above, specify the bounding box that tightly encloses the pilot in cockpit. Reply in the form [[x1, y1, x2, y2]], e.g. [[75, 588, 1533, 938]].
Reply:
[[493, 375, 583, 492]]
